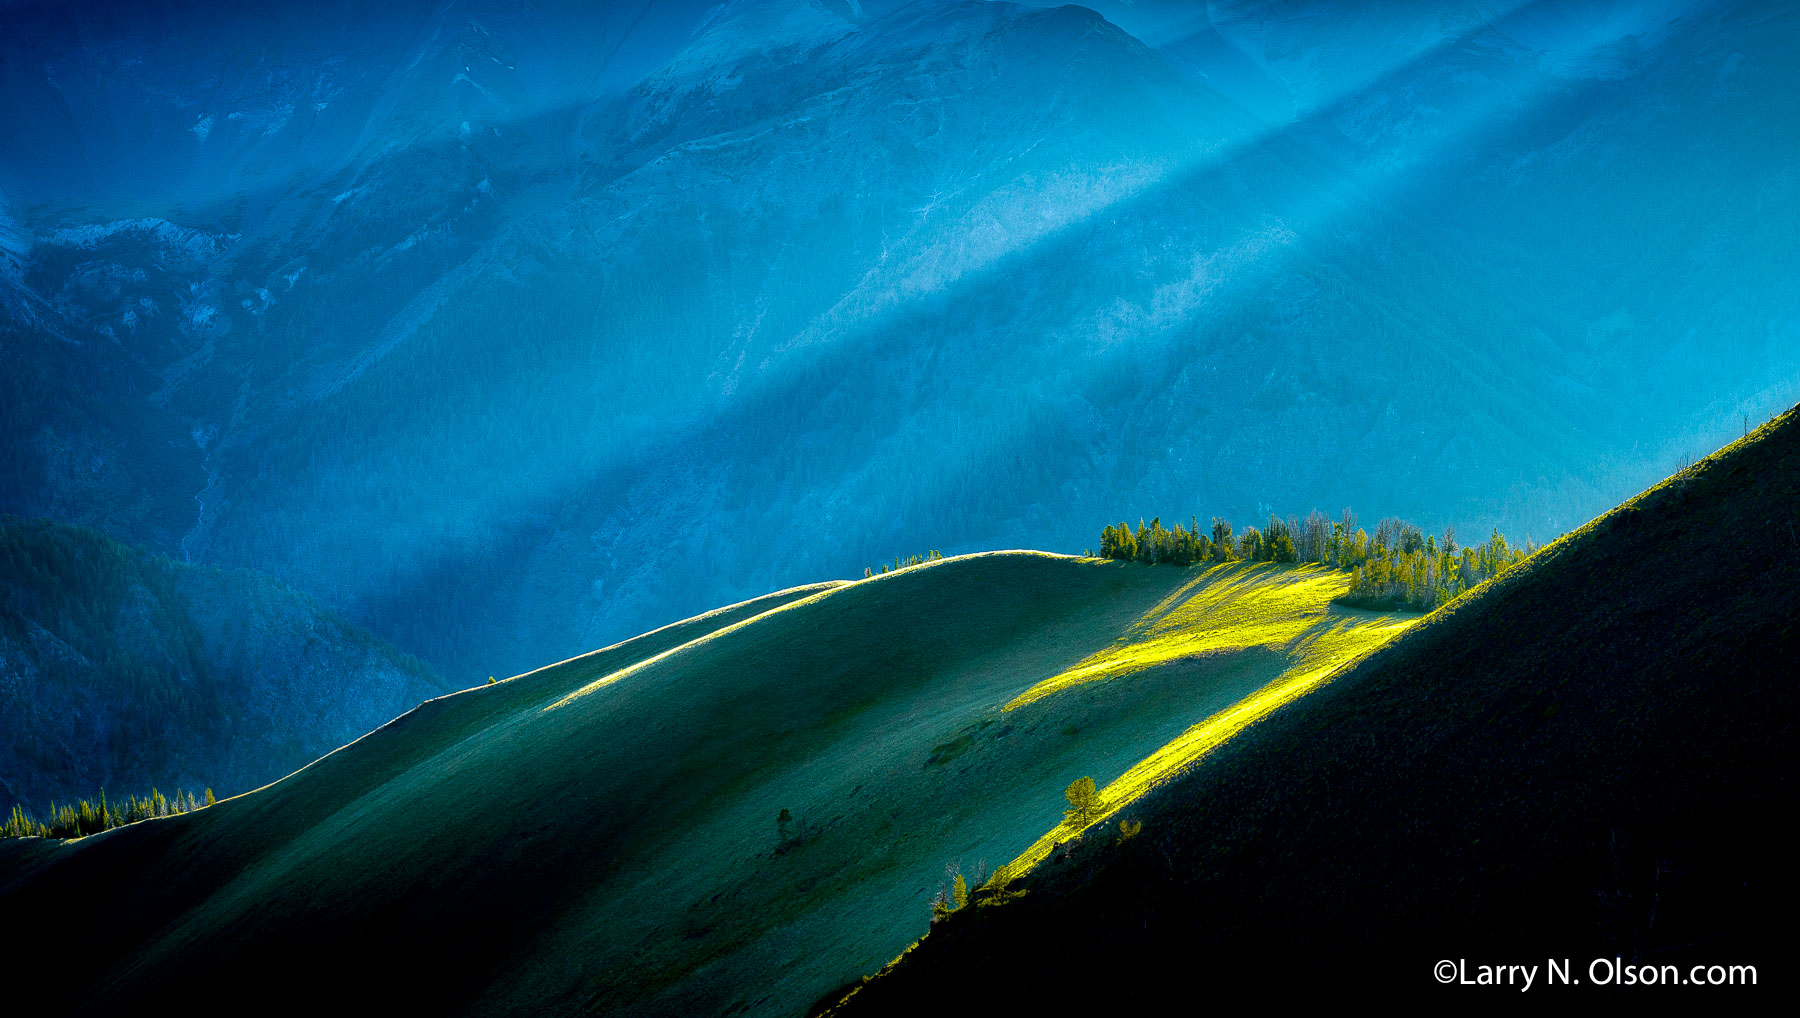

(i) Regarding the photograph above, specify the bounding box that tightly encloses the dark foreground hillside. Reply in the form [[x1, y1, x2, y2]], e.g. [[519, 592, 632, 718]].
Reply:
[[0, 517, 451, 808], [833, 407, 1800, 1011], [0, 551, 1383, 1016]]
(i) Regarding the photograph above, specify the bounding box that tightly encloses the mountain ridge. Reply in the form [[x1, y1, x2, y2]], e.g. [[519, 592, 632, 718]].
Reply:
[[831, 402, 1800, 1010], [0, 549, 1415, 1015], [6, 1, 1795, 685]]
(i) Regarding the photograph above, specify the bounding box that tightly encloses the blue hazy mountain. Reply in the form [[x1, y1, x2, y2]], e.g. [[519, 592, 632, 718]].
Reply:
[[0, 516, 450, 809], [3, 0, 1797, 682]]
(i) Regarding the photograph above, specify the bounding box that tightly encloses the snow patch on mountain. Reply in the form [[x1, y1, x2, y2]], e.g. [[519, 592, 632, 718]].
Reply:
[[41, 219, 237, 266], [184, 299, 218, 330]]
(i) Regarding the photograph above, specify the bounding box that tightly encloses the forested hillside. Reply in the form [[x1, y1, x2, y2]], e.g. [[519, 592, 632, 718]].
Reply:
[[0, 516, 451, 809], [3, 1, 1796, 685]]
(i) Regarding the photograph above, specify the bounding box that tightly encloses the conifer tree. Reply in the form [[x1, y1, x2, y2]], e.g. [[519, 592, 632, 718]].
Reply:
[[1063, 776, 1103, 828], [1210, 517, 1234, 561]]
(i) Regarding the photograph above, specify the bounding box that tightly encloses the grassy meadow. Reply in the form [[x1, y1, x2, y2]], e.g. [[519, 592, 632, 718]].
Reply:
[[0, 551, 1413, 1016]]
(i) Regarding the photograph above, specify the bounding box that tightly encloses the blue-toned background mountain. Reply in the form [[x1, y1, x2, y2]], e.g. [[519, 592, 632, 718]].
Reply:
[[3, 0, 1795, 683]]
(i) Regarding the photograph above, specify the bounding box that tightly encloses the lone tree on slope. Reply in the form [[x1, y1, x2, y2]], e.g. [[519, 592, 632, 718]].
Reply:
[[1064, 776, 1104, 828]]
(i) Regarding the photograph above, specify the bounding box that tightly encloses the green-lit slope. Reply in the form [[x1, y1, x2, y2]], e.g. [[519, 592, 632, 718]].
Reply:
[[836, 408, 1800, 1012], [0, 553, 1407, 1016]]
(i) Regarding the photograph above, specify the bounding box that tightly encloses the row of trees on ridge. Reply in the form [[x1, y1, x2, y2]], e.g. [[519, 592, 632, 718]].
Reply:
[[864, 550, 944, 578], [3, 786, 216, 840], [1097, 509, 1537, 611]]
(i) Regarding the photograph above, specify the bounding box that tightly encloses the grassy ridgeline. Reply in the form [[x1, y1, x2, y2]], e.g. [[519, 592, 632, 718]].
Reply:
[[836, 408, 1800, 1011], [0, 551, 1407, 1016]]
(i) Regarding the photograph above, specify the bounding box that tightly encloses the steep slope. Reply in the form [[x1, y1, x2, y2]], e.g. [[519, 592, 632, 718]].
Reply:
[[0, 516, 452, 807], [833, 407, 1800, 1011], [6, 0, 1796, 688], [0, 553, 1410, 1016], [0, 0, 725, 210]]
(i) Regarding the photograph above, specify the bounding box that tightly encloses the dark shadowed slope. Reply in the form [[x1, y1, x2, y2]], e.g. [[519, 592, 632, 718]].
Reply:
[[0, 551, 1412, 1016], [833, 405, 1800, 1011]]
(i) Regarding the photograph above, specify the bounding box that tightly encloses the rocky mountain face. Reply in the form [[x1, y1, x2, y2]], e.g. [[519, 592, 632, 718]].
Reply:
[[0, 516, 451, 809], [2, 0, 1796, 684]]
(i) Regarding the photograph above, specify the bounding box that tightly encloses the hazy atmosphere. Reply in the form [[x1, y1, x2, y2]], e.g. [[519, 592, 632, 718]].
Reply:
[[4, 1, 1796, 1012], [4, 0, 1794, 684]]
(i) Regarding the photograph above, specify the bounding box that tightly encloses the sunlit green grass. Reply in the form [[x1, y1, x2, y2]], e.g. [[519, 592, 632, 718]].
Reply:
[[1005, 563, 1398, 709], [2, 552, 1420, 1018], [995, 561, 1416, 879]]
